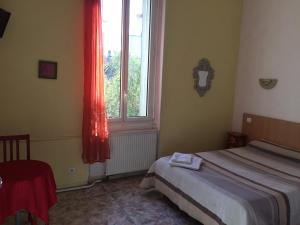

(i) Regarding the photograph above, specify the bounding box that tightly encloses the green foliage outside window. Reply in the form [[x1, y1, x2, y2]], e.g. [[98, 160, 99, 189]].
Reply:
[[104, 52, 142, 118]]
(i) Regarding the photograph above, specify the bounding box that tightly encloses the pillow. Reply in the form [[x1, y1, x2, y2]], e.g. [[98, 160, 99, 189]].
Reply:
[[248, 139, 300, 161]]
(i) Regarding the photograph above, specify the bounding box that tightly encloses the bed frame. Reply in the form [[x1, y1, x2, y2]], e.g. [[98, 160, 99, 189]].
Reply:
[[242, 113, 300, 151]]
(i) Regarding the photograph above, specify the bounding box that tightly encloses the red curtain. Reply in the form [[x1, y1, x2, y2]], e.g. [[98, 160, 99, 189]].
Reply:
[[82, 0, 109, 163]]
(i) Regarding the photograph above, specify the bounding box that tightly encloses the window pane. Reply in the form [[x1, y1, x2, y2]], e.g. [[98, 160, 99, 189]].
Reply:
[[127, 0, 151, 117], [102, 0, 122, 118]]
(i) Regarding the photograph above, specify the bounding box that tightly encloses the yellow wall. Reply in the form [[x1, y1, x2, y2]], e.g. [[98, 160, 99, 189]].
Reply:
[[159, 0, 242, 156], [0, 0, 242, 187], [0, 0, 88, 188]]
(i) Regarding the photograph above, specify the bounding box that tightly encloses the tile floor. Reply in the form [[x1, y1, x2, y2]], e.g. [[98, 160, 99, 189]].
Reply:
[[4, 176, 202, 225]]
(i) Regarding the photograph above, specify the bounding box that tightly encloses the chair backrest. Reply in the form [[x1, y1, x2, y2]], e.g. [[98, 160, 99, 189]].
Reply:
[[0, 134, 30, 162]]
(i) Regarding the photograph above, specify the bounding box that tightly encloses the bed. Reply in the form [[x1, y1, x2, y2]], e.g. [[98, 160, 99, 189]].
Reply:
[[140, 113, 300, 225]]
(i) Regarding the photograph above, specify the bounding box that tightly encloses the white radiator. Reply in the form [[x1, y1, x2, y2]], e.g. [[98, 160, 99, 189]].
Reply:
[[106, 130, 157, 176]]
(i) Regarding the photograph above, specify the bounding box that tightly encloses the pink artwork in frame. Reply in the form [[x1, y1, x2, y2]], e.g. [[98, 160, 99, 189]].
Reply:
[[38, 60, 57, 79]]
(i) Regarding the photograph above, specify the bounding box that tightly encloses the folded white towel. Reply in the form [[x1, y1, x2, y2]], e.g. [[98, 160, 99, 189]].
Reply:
[[170, 152, 192, 164], [169, 155, 203, 170]]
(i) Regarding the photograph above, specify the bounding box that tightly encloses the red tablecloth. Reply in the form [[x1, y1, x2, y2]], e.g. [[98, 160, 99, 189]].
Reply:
[[0, 160, 57, 224]]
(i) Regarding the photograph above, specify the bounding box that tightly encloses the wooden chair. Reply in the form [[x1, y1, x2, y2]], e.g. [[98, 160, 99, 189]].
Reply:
[[0, 134, 34, 224], [0, 134, 30, 162]]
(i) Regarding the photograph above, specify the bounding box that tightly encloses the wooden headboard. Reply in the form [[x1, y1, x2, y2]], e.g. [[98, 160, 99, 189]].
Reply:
[[242, 113, 300, 151]]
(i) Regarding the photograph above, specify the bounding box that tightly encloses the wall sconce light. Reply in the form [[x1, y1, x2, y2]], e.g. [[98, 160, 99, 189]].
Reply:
[[259, 78, 278, 89]]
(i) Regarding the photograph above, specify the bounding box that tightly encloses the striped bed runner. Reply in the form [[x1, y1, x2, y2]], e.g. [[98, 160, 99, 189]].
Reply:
[[141, 141, 300, 225]]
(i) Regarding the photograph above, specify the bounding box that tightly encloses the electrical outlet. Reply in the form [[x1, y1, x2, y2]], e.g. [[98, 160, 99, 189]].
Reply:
[[68, 167, 76, 175], [246, 117, 252, 123]]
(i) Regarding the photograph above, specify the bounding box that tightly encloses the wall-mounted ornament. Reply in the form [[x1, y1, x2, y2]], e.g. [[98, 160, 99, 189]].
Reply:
[[259, 78, 277, 89], [193, 58, 214, 96], [38, 60, 57, 79]]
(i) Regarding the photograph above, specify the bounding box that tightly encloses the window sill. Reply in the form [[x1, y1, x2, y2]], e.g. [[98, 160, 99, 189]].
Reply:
[[108, 120, 158, 133]]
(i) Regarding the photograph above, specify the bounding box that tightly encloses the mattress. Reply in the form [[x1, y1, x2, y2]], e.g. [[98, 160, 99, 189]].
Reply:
[[140, 140, 300, 225]]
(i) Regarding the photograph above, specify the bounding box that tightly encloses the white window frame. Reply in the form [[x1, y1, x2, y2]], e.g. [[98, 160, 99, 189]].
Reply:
[[107, 0, 166, 132]]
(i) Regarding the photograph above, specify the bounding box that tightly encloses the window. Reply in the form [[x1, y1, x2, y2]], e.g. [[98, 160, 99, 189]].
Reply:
[[102, 0, 165, 131]]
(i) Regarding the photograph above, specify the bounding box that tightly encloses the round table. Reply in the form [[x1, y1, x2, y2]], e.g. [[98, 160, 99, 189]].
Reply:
[[0, 160, 57, 225]]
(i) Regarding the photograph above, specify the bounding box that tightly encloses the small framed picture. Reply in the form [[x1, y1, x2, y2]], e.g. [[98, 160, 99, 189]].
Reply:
[[38, 60, 57, 79]]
